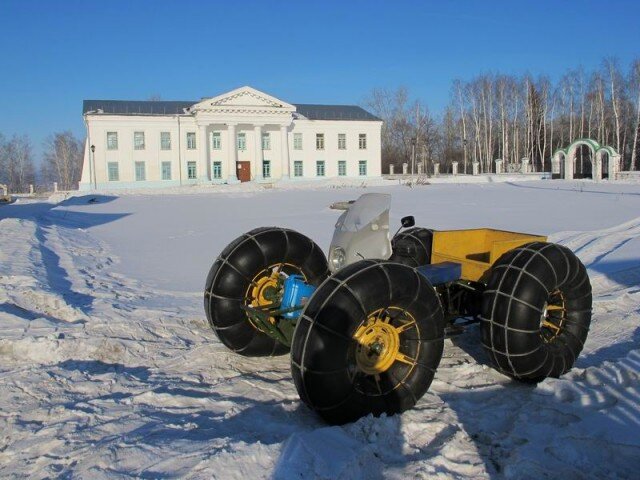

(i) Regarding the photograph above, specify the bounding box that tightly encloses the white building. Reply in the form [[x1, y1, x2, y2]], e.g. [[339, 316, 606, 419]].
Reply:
[[80, 86, 382, 190]]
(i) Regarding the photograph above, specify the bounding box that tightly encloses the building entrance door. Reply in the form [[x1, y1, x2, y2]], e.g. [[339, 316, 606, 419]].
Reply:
[[236, 161, 251, 182]]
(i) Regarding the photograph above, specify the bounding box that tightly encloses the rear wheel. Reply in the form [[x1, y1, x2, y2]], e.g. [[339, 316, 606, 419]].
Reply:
[[389, 227, 433, 267], [480, 242, 592, 381], [204, 227, 328, 356], [291, 260, 444, 424]]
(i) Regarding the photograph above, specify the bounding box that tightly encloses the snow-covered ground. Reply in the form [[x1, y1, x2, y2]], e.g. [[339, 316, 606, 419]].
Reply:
[[1, 179, 639, 479]]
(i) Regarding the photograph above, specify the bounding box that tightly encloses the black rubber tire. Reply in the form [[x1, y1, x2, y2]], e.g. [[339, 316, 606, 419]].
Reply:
[[389, 227, 433, 267], [480, 242, 592, 381], [204, 227, 329, 357], [291, 259, 445, 425]]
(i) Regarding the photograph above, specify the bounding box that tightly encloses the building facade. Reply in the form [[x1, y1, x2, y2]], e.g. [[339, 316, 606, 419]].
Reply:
[[80, 86, 382, 190]]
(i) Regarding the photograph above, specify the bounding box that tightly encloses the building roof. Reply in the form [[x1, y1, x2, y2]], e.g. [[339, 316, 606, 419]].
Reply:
[[82, 100, 381, 121], [293, 104, 380, 121], [83, 100, 195, 116]]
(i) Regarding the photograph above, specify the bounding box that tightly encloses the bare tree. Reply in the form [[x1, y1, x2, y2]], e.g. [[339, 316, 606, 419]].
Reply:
[[365, 55, 640, 176], [1, 135, 35, 193], [605, 58, 624, 154], [41, 131, 84, 191], [630, 59, 640, 170]]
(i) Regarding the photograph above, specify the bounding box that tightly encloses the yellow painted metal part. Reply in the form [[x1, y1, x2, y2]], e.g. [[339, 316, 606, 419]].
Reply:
[[353, 307, 418, 376], [245, 263, 305, 328], [431, 229, 547, 282]]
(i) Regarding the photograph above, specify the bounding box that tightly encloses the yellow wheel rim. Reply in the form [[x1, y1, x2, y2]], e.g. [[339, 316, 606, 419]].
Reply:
[[244, 263, 305, 327], [353, 307, 418, 376], [250, 274, 279, 308], [540, 289, 566, 342]]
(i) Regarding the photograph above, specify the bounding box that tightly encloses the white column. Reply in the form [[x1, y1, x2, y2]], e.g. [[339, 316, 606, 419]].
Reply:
[[402, 163, 408, 175], [227, 123, 238, 182], [472, 162, 479, 175], [254, 125, 263, 180], [417, 163, 423, 175], [280, 125, 290, 179], [452, 161, 458, 175], [593, 154, 602, 182], [495, 159, 503, 174], [389, 164, 394, 175], [610, 154, 620, 180], [433, 163, 440, 176], [565, 155, 574, 179], [198, 124, 208, 181], [521, 158, 530, 174]]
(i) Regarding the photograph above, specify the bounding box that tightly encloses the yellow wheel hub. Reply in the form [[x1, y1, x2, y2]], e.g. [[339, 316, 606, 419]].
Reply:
[[250, 275, 279, 307], [540, 289, 567, 342], [353, 308, 417, 375], [244, 263, 306, 329]]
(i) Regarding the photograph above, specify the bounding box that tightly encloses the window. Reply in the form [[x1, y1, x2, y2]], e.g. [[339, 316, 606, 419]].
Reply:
[[316, 133, 324, 150], [107, 132, 118, 150], [359, 160, 367, 176], [263, 160, 271, 178], [293, 133, 303, 150], [135, 161, 146, 181], [338, 160, 347, 176], [316, 160, 325, 177], [161, 162, 171, 180], [237, 133, 246, 150], [107, 162, 119, 181], [262, 132, 271, 150], [338, 134, 346, 150], [213, 161, 222, 179], [187, 132, 196, 149], [212, 132, 221, 150], [187, 161, 197, 179], [359, 134, 367, 150], [160, 132, 171, 150], [134, 132, 145, 150], [294, 161, 303, 177]]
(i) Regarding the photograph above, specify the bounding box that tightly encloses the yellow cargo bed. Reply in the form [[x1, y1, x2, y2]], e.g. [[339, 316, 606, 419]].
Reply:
[[431, 229, 547, 282]]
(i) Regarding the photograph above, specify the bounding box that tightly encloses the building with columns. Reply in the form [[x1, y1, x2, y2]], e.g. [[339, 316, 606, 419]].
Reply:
[[80, 86, 382, 190]]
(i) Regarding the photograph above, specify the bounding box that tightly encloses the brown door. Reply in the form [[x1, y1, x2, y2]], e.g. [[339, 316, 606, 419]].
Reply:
[[236, 161, 251, 182]]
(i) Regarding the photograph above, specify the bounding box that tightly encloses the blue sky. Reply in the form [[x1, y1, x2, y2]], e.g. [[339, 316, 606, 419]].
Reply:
[[1, 0, 639, 163]]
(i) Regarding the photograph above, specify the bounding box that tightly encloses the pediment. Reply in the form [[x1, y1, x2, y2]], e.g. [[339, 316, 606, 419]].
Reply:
[[190, 86, 296, 112]]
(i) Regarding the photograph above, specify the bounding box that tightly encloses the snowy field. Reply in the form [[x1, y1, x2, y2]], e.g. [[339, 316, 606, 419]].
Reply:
[[1, 179, 639, 479]]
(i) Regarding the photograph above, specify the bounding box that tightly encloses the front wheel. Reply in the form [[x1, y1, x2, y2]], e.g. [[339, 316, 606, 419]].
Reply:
[[204, 227, 328, 356], [480, 242, 592, 381], [291, 260, 445, 425]]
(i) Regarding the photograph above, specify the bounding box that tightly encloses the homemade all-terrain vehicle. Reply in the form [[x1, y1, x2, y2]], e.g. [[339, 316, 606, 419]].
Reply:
[[204, 193, 592, 424]]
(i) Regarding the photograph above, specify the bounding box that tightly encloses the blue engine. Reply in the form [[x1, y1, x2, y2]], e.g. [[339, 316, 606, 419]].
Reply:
[[280, 274, 317, 319]]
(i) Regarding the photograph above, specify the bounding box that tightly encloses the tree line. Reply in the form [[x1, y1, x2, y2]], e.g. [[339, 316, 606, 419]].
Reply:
[[365, 57, 640, 175], [0, 132, 83, 193]]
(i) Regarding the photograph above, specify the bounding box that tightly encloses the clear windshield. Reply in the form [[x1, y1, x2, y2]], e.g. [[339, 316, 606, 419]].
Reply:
[[337, 193, 391, 232]]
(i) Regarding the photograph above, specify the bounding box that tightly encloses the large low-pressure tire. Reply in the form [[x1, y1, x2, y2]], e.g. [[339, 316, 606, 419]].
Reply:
[[204, 227, 329, 357], [389, 227, 433, 267], [480, 242, 592, 382], [291, 260, 445, 425]]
